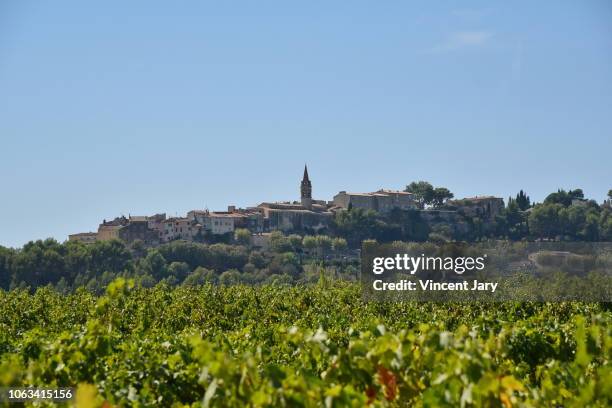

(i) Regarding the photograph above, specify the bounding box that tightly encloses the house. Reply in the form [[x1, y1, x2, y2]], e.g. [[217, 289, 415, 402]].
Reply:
[[187, 210, 236, 235], [161, 217, 202, 242], [96, 215, 160, 244]]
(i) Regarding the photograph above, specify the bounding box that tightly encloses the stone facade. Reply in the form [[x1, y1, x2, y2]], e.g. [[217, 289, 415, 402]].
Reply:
[[231, 209, 264, 233], [161, 217, 201, 242], [97, 225, 121, 241], [448, 196, 505, 221], [97, 216, 128, 241], [333, 189, 417, 213], [96, 215, 160, 244], [256, 165, 334, 232], [147, 213, 166, 233], [258, 203, 333, 233], [300, 165, 313, 209], [187, 211, 235, 235], [68, 232, 97, 244], [118, 216, 160, 245]]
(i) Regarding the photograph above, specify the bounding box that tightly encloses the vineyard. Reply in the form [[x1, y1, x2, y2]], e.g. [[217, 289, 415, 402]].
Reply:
[[0, 279, 610, 407]]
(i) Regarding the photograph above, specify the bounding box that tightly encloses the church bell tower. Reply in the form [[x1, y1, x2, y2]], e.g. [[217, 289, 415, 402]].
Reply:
[[300, 165, 312, 209]]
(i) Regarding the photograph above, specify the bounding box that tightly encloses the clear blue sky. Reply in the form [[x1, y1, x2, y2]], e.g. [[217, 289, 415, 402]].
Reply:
[[1, 1, 611, 248]]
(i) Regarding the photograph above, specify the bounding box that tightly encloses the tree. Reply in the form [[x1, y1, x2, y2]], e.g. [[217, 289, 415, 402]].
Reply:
[[234, 228, 251, 246], [248, 251, 266, 269], [431, 187, 454, 208], [544, 188, 584, 207], [288, 234, 303, 250], [332, 208, 378, 246], [571, 189, 584, 199], [582, 209, 600, 241], [167, 261, 190, 282], [11, 239, 67, 287], [600, 209, 612, 240], [302, 236, 317, 254], [331, 237, 348, 252], [141, 250, 168, 280], [219, 269, 242, 286], [405, 181, 434, 208], [129, 239, 147, 258], [0, 246, 13, 290], [608, 189, 612, 200], [496, 200, 528, 240], [515, 190, 531, 211], [315, 235, 333, 256], [269, 231, 292, 252], [183, 267, 216, 286], [529, 203, 565, 239], [89, 239, 132, 276]]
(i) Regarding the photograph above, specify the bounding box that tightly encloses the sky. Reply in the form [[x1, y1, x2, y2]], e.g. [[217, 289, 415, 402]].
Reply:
[[1, 1, 611, 248]]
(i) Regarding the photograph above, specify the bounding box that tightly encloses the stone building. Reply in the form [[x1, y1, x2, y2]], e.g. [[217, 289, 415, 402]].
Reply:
[[257, 165, 333, 232], [97, 216, 128, 241], [161, 217, 202, 242], [188, 207, 264, 235], [333, 189, 417, 213], [448, 196, 505, 220], [203, 213, 235, 235], [187, 210, 236, 235], [258, 203, 333, 232], [227, 207, 265, 233], [146, 213, 166, 233], [301, 165, 312, 209], [118, 216, 160, 245], [68, 232, 98, 244], [96, 215, 160, 244]]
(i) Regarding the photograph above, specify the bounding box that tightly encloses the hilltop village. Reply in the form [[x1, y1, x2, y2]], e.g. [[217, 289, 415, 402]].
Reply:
[[69, 166, 505, 247]]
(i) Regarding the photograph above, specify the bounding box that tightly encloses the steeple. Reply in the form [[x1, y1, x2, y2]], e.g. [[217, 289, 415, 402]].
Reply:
[[301, 164, 312, 209]]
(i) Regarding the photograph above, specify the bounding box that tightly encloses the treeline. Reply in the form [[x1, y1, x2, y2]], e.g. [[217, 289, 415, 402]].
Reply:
[[332, 187, 612, 244], [496, 189, 612, 241], [0, 233, 355, 292]]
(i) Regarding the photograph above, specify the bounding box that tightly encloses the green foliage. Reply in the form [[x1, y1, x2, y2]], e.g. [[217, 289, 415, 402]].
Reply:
[[515, 190, 531, 211], [303, 235, 318, 251], [183, 266, 217, 286], [431, 187, 454, 208], [529, 203, 602, 241], [234, 228, 251, 246], [332, 237, 348, 252], [269, 231, 293, 253], [405, 181, 454, 209], [496, 200, 529, 240], [0, 281, 609, 406], [405, 181, 435, 208], [545, 188, 585, 207], [0, 247, 12, 290]]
